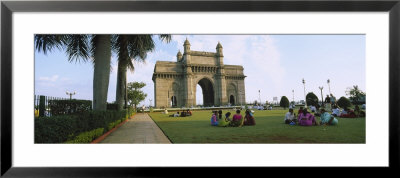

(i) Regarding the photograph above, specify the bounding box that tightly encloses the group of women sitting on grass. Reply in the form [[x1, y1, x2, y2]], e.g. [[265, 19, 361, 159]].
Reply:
[[211, 109, 256, 127], [284, 107, 338, 126]]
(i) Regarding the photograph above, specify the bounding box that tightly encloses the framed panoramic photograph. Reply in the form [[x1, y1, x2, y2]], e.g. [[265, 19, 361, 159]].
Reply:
[[1, 0, 399, 177]]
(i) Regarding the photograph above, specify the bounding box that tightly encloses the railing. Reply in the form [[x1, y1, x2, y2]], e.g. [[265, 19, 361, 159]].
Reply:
[[34, 95, 69, 117]]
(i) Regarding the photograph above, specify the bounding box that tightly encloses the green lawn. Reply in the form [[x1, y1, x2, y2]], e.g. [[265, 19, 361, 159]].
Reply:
[[149, 109, 365, 143]]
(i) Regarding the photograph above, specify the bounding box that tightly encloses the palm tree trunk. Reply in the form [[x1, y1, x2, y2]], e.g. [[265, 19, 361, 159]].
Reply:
[[93, 35, 111, 111], [116, 58, 128, 111]]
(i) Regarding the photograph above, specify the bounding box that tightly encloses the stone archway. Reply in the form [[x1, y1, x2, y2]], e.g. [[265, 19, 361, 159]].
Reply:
[[152, 39, 246, 108], [197, 78, 215, 107]]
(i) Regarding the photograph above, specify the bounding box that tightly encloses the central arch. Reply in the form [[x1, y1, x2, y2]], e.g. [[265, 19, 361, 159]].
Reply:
[[197, 78, 214, 107], [229, 95, 235, 106]]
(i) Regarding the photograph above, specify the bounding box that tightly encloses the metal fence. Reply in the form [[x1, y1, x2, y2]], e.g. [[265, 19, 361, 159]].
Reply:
[[34, 95, 69, 117]]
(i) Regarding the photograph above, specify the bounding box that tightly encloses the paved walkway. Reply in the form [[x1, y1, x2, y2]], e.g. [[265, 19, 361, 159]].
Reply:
[[100, 113, 171, 144]]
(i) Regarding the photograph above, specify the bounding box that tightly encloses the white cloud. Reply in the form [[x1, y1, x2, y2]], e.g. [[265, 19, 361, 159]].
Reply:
[[38, 75, 59, 82]]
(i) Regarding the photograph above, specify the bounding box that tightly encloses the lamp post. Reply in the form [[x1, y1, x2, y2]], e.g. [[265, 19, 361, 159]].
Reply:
[[327, 79, 331, 95], [292, 89, 295, 103], [302, 78, 307, 108], [258, 90, 261, 106], [319, 86, 324, 107], [66, 91, 76, 100]]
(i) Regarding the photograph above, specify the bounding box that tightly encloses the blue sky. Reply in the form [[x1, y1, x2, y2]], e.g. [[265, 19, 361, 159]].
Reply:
[[35, 35, 365, 106]]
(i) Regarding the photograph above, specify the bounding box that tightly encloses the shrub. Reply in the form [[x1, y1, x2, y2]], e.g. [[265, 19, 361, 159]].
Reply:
[[35, 110, 128, 143], [107, 103, 118, 110], [65, 128, 104, 143], [279, 96, 290, 109], [337, 96, 352, 108], [306, 92, 319, 107], [48, 99, 92, 116]]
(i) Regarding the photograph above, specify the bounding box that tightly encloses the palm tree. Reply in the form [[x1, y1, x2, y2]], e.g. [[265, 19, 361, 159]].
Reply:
[[91, 35, 112, 111], [113, 35, 171, 110], [35, 34, 111, 111]]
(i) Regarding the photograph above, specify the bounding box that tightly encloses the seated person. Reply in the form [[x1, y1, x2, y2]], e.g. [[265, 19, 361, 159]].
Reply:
[[284, 108, 297, 124], [310, 105, 316, 113], [319, 109, 338, 125], [229, 109, 244, 127], [298, 107, 304, 115], [186, 109, 192, 116], [210, 111, 219, 126], [163, 109, 168, 115], [340, 107, 356, 118], [244, 110, 256, 126], [331, 106, 340, 117], [180, 110, 187, 117], [218, 111, 231, 127], [298, 108, 317, 126]]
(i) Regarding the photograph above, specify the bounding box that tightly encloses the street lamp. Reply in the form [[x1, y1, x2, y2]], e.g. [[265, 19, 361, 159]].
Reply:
[[302, 78, 307, 108], [66, 91, 76, 100], [319, 86, 324, 107], [327, 79, 331, 95], [292, 89, 294, 103]]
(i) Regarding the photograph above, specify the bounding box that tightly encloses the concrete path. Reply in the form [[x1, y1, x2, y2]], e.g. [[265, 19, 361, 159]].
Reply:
[[100, 113, 171, 144]]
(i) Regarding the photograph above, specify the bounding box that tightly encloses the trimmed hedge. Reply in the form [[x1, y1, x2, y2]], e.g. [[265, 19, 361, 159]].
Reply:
[[65, 128, 104, 143], [48, 99, 92, 116], [107, 103, 118, 110], [35, 109, 134, 143]]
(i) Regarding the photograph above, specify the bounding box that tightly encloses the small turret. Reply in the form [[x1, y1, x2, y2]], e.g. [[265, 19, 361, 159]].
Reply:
[[183, 38, 191, 54], [216, 41, 223, 56], [177, 50, 182, 61]]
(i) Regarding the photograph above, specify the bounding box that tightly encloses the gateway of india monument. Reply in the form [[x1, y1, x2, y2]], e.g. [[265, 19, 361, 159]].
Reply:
[[152, 39, 246, 108]]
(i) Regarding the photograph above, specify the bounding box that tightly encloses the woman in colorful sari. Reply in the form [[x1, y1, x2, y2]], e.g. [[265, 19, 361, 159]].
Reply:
[[319, 109, 338, 125], [244, 109, 256, 126], [230, 110, 244, 127], [298, 108, 317, 126], [210, 111, 219, 126], [218, 111, 231, 127]]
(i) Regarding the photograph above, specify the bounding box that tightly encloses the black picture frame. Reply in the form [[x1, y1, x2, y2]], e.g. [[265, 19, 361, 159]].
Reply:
[[1, 0, 399, 177]]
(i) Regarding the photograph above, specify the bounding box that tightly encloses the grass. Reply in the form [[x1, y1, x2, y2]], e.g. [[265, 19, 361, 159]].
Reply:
[[149, 109, 365, 143]]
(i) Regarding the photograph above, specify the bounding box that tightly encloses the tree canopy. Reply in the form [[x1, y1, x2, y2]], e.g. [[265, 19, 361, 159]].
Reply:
[[127, 82, 147, 110], [337, 96, 352, 108], [280, 96, 289, 109], [346, 85, 366, 105], [306, 92, 319, 107]]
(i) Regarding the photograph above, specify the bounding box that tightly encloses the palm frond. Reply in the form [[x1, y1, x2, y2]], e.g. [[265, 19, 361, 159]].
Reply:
[[34, 35, 66, 55], [159, 34, 172, 43], [127, 35, 155, 61], [64, 35, 90, 63]]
